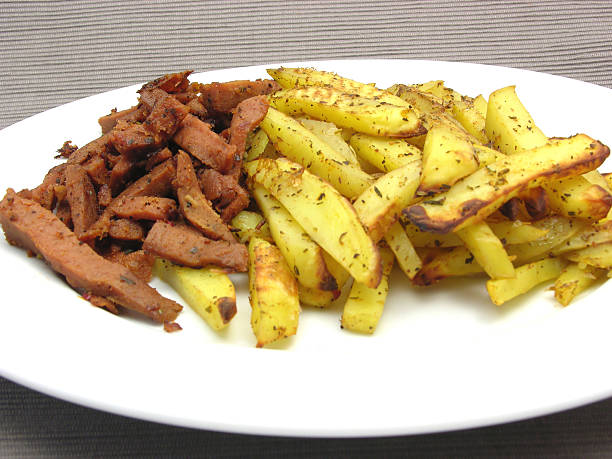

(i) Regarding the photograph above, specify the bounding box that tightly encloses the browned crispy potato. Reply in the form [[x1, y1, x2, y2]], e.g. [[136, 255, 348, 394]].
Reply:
[[248, 237, 300, 347], [404, 135, 609, 234]]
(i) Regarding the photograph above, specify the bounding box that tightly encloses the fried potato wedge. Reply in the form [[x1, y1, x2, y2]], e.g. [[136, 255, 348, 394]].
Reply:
[[245, 128, 271, 162], [416, 80, 488, 143], [456, 221, 515, 279], [268, 66, 411, 106], [384, 222, 422, 279], [322, 251, 351, 290], [412, 246, 484, 286], [543, 175, 612, 221], [341, 248, 394, 334], [353, 159, 422, 242], [506, 216, 586, 264], [564, 242, 612, 269], [486, 257, 565, 306], [349, 133, 422, 173], [260, 106, 373, 198], [269, 86, 425, 138], [553, 262, 605, 306], [298, 284, 341, 308], [230, 210, 272, 244], [404, 135, 609, 233], [153, 258, 236, 331], [252, 184, 337, 291], [245, 158, 382, 288], [248, 237, 300, 347], [550, 222, 612, 255], [419, 124, 478, 193], [402, 220, 548, 248], [485, 85, 548, 154], [297, 118, 361, 168]]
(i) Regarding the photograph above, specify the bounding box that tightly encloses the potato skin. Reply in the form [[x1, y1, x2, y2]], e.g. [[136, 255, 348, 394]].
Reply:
[[248, 237, 300, 348]]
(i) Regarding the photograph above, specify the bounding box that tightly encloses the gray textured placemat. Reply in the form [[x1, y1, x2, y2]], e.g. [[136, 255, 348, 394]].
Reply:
[[1, 1, 612, 457], [1, 0, 611, 129]]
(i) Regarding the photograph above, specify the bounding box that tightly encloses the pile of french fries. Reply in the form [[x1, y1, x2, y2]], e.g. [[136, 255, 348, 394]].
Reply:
[[158, 67, 612, 347]]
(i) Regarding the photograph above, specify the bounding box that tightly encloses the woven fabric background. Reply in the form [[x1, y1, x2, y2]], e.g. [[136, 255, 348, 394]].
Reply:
[[1, 1, 612, 457], [1, 0, 611, 129]]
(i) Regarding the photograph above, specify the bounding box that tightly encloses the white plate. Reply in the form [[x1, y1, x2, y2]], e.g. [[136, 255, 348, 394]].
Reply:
[[1, 60, 611, 437]]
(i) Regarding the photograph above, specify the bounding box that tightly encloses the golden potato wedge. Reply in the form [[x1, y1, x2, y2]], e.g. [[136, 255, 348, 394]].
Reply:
[[402, 219, 548, 248], [488, 220, 549, 245], [245, 128, 270, 162], [553, 262, 605, 306], [322, 251, 351, 290], [486, 257, 565, 306], [298, 284, 341, 308], [564, 242, 612, 269], [387, 83, 449, 120], [550, 222, 612, 255], [269, 86, 425, 138], [245, 158, 382, 288], [485, 85, 548, 154], [230, 210, 272, 244], [353, 159, 422, 242], [341, 248, 395, 334], [543, 175, 612, 221], [506, 216, 587, 264], [248, 237, 300, 347], [419, 124, 478, 193], [403, 135, 609, 234], [252, 184, 337, 291], [384, 222, 422, 279], [486, 86, 612, 221], [456, 221, 515, 279], [412, 246, 484, 286], [473, 95, 487, 119], [402, 222, 463, 248], [153, 258, 236, 331], [268, 66, 411, 106], [416, 80, 488, 143], [296, 118, 361, 168], [349, 133, 422, 173], [472, 144, 505, 168], [259, 106, 373, 198]]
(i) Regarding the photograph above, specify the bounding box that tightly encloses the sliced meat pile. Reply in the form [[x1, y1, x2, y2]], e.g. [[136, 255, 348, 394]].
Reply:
[[0, 71, 278, 328]]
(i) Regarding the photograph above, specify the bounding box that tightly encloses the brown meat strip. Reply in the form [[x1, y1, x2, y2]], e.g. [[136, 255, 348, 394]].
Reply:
[[0, 190, 182, 322], [109, 156, 135, 196], [65, 164, 99, 238], [55, 200, 72, 229], [98, 105, 148, 134], [81, 155, 109, 188], [110, 196, 177, 221], [172, 114, 236, 173], [198, 79, 280, 114], [81, 158, 176, 241], [111, 90, 189, 160], [108, 219, 146, 241], [199, 168, 249, 223], [143, 89, 191, 140], [67, 133, 113, 165], [103, 245, 155, 282], [175, 151, 235, 242], [143, 221, 247, 272], [30, 164, 66, 210], [227, 95, 270, 180], [145, 147, 173, 171], [139, 70, 192, 97], [110, 120, 157, 160], [97, 184, 112, 208]]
